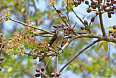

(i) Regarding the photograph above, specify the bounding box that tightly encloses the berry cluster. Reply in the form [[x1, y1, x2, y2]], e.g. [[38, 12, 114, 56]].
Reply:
[[61, 24, 73, 38], [56, 8, 75, 38], [35, 68, 48, 78], [0, 57, 4, 71], [84, 0, 116, 18], [35, 67, 61, 78], [108, 25, 116, 38], [51, 72, 61, 77]]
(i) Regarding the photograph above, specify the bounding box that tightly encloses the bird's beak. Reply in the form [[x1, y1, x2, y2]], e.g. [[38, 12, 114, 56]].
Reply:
[[53, 26, 57, 28]]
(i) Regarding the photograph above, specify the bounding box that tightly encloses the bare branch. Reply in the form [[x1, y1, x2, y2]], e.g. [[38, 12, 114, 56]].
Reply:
[[72, 9, 92, 33], [53, 6, 69, 27], [59, 39, 100, 73], [44, 56, 53, 70], [9, 18, 53, 35], [98, 0, 106, 36]]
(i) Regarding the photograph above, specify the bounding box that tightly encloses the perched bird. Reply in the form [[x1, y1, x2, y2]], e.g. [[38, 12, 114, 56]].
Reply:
[[49, 24, 64, 49]]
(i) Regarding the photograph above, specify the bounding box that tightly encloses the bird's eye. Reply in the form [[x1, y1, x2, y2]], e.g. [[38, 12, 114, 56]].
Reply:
[[59, 26, 61, 28]]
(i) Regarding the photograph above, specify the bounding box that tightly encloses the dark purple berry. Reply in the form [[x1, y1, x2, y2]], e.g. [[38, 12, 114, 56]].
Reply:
[[69, 27, 74, 31], [106, 2, 110, 6], [61, 24, 65, 27], [64, 27, 67, 30], [77, 1, 81, 5], [44, 75, 48, 78], [0, 67, 1, 71], [56, 72, 61, 77], [91, 2, 95, 5], [36, 69, 40, 72], [62, 15, 66, 18], [56, 9, 61, 13], [87, 9, 91, 13], [65, 30, 68, 34], [113, 25, 116, 29], [109, 30, 113, 33], [91, 17, 95, 22], [107, 0, 110, 2], [0, 57, 4, 61], [51, 72, 55, 77], [0, 61, 1, 65], [33, 56, 37, 59], [85, 0, 89, 4], [96, 11, 99, 15], [35, 74, 40, 77], [92, 6, 96, 9], [74, 1, 78, 5], [103, 4, 106, 8], [80, 27, 85, 30], [84, 20, 88, 25], [41, 68, 45, 72]]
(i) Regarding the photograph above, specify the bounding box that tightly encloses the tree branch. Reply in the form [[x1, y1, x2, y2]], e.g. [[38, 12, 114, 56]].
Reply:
[[72, 9, 92, 33], [9, 18, 53, 35], [59, 39, 100, 73], [98, 0, 106, 36], [53, 6, 69, 27]]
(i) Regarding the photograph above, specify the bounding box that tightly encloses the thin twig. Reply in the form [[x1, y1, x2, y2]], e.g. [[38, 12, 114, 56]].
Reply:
[[67, 0, 69, 21], [59, 39, 100, 73], [72, 9, 87, 27], [72, 10, 92, 33], [9, 18, 53, 35], [53, 6, 69, 27], [98, 0, 106, 36], [44, 56, 53, 70], [56, 55, 58, 72]]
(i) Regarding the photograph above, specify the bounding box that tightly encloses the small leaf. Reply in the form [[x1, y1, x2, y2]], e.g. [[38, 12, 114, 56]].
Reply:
[[96, 41, 103, 51], [103, 41, 108, 52], [32, 24, 38, 28], [107, 26, 114, 30], [109, 42, 115, 46]]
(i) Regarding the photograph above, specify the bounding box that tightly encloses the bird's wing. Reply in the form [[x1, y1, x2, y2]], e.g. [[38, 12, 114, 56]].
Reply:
[[49, 33, 57, 47]]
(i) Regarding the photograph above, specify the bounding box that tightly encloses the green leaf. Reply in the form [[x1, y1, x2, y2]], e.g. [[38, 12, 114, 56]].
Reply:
[[96, 41, 103, 51], [107, 26, 114, 30], [109, 42, 115, 46], [103, 41, 108, 52], [49, 2, 55, 6]]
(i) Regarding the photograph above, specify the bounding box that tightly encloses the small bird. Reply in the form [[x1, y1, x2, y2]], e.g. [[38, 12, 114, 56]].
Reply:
[[49, 24, 64, 49]]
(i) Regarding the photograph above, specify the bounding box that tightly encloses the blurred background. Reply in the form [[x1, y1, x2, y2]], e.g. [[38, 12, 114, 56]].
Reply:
[[0, 0, 116, 77]]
